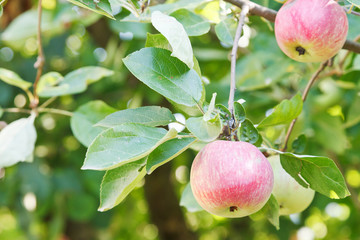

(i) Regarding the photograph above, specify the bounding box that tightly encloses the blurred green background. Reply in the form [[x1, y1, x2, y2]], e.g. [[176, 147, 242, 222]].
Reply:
[[0, 0, 360, 239]]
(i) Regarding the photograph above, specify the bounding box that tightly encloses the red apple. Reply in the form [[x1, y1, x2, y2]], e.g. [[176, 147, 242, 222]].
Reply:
[[268, 155, 315, 215], [275, 0, 348, 62], [190, 140, 274, 218]]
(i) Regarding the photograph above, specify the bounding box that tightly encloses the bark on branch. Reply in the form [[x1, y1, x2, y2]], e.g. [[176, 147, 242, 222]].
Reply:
[[224, 0, 360, 54]]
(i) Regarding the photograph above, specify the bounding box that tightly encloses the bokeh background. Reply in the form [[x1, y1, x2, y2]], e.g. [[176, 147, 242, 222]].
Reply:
[[0, 0, 360, 239]]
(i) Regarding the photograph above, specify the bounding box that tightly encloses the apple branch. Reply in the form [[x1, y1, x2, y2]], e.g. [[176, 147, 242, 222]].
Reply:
[[281, 60, 329, 152], [31, 0, 45, 109], [224, 0, 360, 54], [228, 4, 249, 115]]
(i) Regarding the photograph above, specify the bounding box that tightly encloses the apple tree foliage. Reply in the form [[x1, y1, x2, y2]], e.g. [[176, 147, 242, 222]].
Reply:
[[0, 0, 360, 238]]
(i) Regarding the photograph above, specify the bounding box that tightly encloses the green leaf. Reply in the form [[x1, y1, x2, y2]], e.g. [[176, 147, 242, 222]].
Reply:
[[0, 6, 3, 17], [71, 101, 117, 147], [346, 94, 360, 128], [186, 116, 221, 142], [82, 124, 178, 170], [146, 137, 196, 174], [37, 67, 114, 97], [151, 11, 194, 68], [145, 33, 202, 78], [0, 114, 37, 168], [215, 18, 237, 47], [123, 47, 203, 107], [0, 106, 3, 119], [96, 106, 176, 128], [250, 195, 280, 230], [203, 93, 217, 121], [280, 153, 350, 199], [0, 68, 32, 91], [66, 0, 115, 19], [169, 9, 210, 36], [216, 104, 232, 122], [145, 33, 171, 49], [239, 119, 262, 146], [291, 134, 307, 154], [258, 93, 303, 128], [99, 158, 147, 211], [234, 102, 246, 124], [180, 183, 203, 212]]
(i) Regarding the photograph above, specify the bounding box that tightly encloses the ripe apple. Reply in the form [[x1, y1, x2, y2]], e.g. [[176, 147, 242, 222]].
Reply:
[[275, 0, 348, 62], [268, 155, 315, 215], [190, 140, 274, 218]]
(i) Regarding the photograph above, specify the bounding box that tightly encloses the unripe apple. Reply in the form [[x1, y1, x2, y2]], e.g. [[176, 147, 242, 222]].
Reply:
[[190, 140, 274, 218], [275, 0, 348, 62], [268, 155, 315, 215]]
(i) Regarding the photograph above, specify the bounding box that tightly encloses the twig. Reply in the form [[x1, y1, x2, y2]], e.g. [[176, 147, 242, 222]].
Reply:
[[228, 4, 249, 115], [339, 34, 360, 69], [3, 108, 33, 114], [224, 0, 360, 54], [31, 0, 45, 108], [37, 108, 73, 117], [281, 60, 329, 151], [39, 96, 57, 108]]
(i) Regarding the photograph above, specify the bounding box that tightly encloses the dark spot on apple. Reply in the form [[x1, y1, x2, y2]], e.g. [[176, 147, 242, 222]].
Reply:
[[296, 46, 306, 56], [229, 206, 238, 212]]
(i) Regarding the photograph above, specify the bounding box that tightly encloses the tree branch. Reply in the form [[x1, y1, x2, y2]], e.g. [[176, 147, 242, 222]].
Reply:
[[281, 60, 329, 151], [31, 0, 45, 108], [224, 0, 360, 54], [228, 4, 249, 115]]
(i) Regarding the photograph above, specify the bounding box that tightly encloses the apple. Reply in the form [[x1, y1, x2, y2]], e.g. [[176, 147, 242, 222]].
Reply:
[[268, 155, 315, 215], [190, 140, 274, 218], [275, 0, 348, 62]]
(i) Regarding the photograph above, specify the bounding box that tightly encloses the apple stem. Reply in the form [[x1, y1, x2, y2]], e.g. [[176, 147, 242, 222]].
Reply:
[[295, 46, 306, 56], [281, 60, 330, 152], [228, 4, 249, 118]]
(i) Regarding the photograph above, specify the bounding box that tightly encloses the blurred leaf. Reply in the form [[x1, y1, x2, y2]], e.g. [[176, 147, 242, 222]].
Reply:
[[109, 21, 150, 39], [0, 6, 3, 17], [37, 67, 114, 97], [250, 195, 279, 230], [186, 115, 222, 142], [258, 93, 302, 128], [313, 113, 348, 154], [96, 106, 176, 128], [346, 0, 360, 9], [280, 153, 350, 199], [151, 11, 194, 68], [146, 137, 196, 173], [99, 158, 147, 211], [0, 106, 3, 118], [180, 183, 203, 212], [122, 0, 209, 22], [0, 114, 37, 168], [291, 134, 307, 153], [82, 124, 178, 170], [215, 17, 237, 47], [67, 192, 97, 221], [123, 47, 203, 107], [71, 100, 116, 147], [0, 68, 32, 91], [66, 0, 115, 19], [346, 94, 360, 128], [170, 9, 210, 36], [239, 119, 262, 146], [234, 102, 246, 124]]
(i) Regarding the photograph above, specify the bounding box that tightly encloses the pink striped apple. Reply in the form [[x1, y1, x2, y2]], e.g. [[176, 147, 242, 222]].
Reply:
[[190, 141, 274, 218], [275, 0, 348, 62]]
